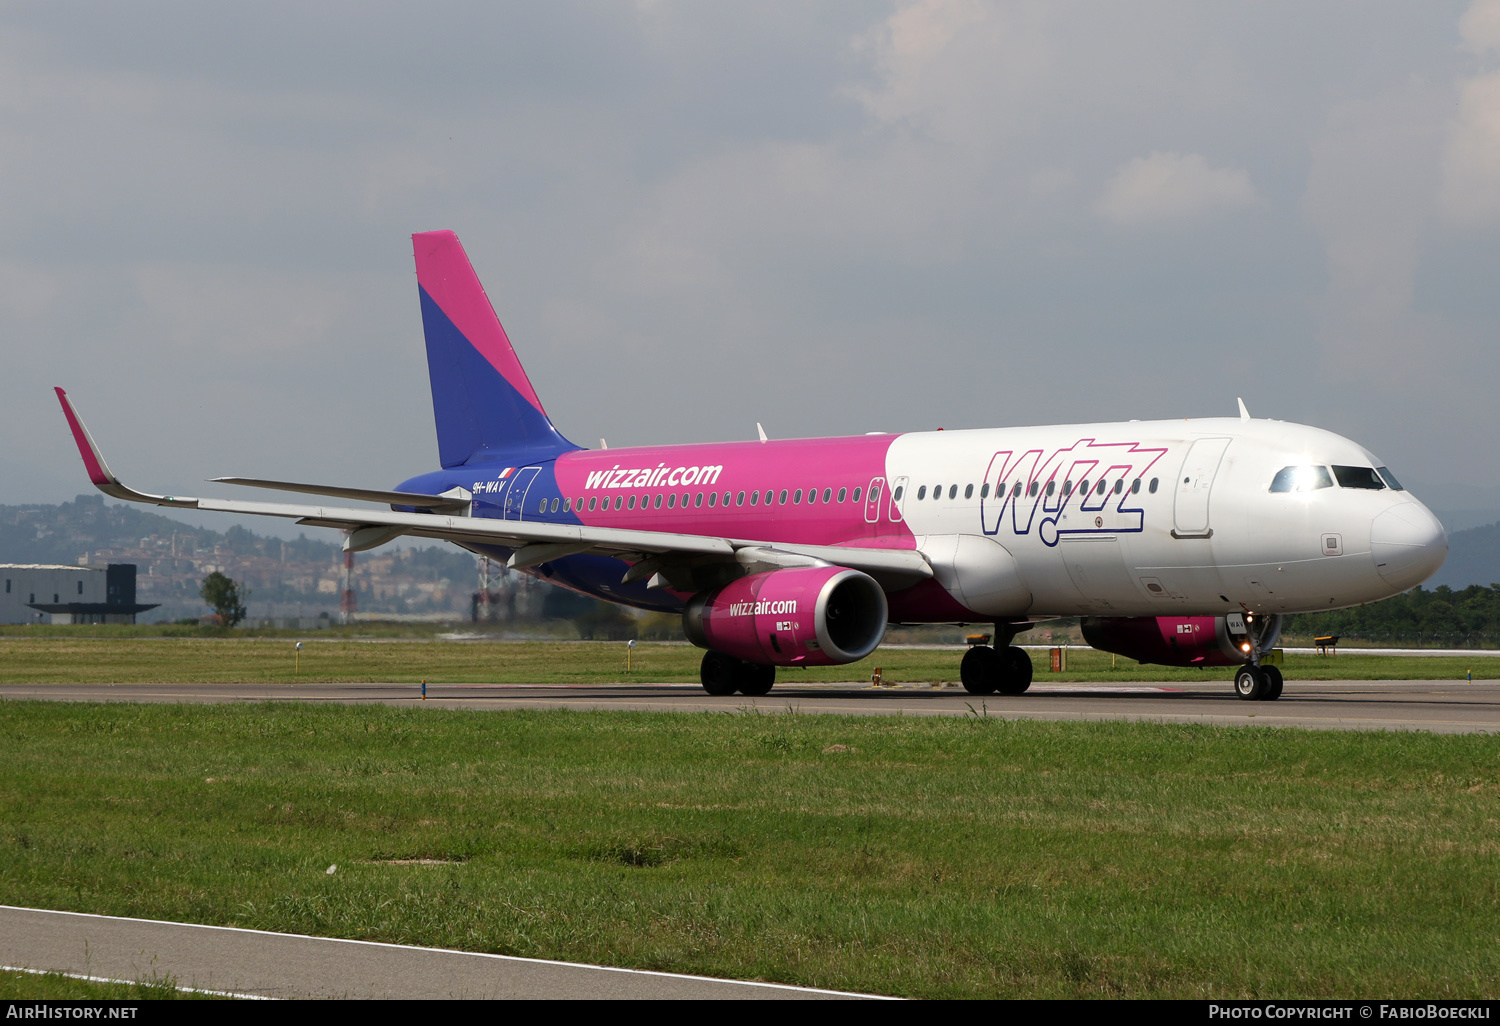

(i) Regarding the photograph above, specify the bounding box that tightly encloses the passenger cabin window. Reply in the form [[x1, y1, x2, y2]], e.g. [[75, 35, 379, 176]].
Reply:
[[1377, 467, 1405, 491], [838, 487, 847, 502], [1332, 466, 1386, 490], [964, 484, 973, 499], [1028, 481, 1039, 497], [1131, 479, 1141, 494], [694, 493, 703, 507], [653, 494, 663, 509], [823, 488, 832, 503], [917, 485, 927, 500], [779, 489, 789, 505], [980, 483, 989, 498], [708, 492, 717, 507], [853, 487, 862, 502], [1149, 478, 1159, 494], [894, 485, 905, 501], [588, 497, 597, 511], [1269, 466, 1334, 493], [793, 489, 802, 504]]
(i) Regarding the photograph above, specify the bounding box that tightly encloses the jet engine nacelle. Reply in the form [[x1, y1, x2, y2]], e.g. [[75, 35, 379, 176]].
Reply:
[[1080, 614, 1267, 667], [682, 566, 888, 666]]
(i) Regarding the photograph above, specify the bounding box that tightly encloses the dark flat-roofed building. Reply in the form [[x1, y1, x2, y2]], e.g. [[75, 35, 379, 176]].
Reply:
[[0, 563, 158, 624]]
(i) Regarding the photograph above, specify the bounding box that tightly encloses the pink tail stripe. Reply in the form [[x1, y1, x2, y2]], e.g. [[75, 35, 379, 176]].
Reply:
[[54, 387, 116, 487], [412, 230, 546, 416]]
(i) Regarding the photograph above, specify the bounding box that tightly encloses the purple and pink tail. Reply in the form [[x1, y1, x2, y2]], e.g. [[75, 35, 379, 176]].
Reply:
[[413, 230, 578, 467]]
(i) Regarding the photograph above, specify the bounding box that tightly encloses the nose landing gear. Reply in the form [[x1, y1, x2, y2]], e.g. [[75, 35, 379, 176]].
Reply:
[[1233, 663, 1284, 701]]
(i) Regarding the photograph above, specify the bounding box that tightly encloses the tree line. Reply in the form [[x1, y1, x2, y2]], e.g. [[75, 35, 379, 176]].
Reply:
[[1282, 584, 1500, 647]]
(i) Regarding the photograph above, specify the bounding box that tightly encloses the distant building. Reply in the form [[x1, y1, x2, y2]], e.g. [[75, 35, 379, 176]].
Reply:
[[0, 564, 158, 624]]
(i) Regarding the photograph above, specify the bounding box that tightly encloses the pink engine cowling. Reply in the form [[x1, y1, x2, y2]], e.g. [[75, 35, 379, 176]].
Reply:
[[682, 566, 888, 666], [1080, 615, 1254, 667]]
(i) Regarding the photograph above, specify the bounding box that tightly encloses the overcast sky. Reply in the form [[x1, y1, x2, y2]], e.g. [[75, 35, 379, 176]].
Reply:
[[4, 1, 1500, 539]]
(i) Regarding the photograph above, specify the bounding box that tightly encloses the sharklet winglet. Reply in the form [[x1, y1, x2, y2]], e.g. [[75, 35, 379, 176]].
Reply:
[[53, 387, 199, 508]]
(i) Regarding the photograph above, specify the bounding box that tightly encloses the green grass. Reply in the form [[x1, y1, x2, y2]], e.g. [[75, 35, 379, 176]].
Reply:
[[0, 638, 1493, 686], [2, 701, 1499, 998], [0, 967, 218, 1000]]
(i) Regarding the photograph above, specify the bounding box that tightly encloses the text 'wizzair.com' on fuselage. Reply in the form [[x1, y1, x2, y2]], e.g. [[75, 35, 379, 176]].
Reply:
[[54, 230, 1447, 700]]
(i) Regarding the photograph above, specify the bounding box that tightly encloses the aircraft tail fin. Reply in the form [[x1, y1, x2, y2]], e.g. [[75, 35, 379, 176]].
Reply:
[[412, 230, 578, 467]]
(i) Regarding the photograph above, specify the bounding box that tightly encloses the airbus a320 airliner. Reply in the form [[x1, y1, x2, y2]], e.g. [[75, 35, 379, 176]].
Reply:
[[56, 231, 1448, 700]]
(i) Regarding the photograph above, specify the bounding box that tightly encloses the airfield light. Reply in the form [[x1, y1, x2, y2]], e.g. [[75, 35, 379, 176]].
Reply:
[[627, 638, 636, 671], [295, 640, 303, 673]]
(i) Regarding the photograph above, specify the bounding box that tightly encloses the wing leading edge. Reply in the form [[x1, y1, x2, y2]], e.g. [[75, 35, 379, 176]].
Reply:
[[53, 388, 932, 587]]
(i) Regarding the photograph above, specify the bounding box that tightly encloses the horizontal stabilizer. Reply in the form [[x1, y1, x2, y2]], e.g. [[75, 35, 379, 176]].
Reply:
[[212, 477, 471, 513]]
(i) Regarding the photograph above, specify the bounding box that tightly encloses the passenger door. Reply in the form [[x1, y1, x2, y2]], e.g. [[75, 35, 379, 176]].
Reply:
[[503, 466, 542, 521], [1173, 438, 1230, 538]]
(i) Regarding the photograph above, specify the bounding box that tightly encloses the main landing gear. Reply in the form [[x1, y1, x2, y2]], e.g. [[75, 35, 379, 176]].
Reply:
[[700, 651, 776, 697], [960, 644, 1033, 695], [1233, 663, 1284, 701]]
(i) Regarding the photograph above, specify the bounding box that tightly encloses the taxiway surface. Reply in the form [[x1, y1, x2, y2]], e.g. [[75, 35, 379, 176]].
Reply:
[[0, 906, 872, 1000], [3, 678, 1498, 733]]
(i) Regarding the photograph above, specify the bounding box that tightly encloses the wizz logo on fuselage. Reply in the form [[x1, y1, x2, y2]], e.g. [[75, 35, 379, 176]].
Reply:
[[979, 439, 1168, 547]]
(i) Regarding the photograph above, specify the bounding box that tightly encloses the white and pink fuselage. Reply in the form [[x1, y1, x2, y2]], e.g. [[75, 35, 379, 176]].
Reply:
[[408, 415, 1447, 625]]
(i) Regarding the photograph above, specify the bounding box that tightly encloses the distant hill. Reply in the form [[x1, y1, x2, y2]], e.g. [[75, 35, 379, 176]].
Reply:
[[0, 494, 237, 567], [0, 495, 483, 621], [1427, 521, 1500, 590]]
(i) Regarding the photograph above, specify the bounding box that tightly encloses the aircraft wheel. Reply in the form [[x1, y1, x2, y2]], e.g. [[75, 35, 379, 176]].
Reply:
[[1260, 665, 1284, 701], [701, 651, 741, 696], [960, 646, 1000, 694], [738, 661, 776, 697], [1233, 665, 1267, 701], [998, 646, 1033, 695]]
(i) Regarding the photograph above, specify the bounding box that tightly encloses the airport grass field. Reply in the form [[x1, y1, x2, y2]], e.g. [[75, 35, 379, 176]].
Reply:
[[0, 636, 1494, 686], [3, 699, 1499, 998]]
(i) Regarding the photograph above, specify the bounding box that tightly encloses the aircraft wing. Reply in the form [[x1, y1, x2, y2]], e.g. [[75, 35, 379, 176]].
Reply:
[[55, 388, 932, 589]]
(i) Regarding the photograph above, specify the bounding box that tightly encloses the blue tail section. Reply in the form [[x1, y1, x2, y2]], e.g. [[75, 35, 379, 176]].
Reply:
[[414, 230, 579, 467]]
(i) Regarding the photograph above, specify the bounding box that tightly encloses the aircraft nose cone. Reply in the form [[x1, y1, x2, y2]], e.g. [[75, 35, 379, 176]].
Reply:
[[1370, 502, 1447, 590]]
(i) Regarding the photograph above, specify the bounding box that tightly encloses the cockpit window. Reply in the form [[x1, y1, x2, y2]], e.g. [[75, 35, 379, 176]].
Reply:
[[1332, 465, 1386, 490], [1376, 467, 1405, 491], [1269, 466, 1334, 493]]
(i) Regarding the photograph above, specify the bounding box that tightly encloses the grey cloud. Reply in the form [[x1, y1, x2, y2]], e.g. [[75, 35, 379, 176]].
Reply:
[[0, 0, 1491, 531]]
